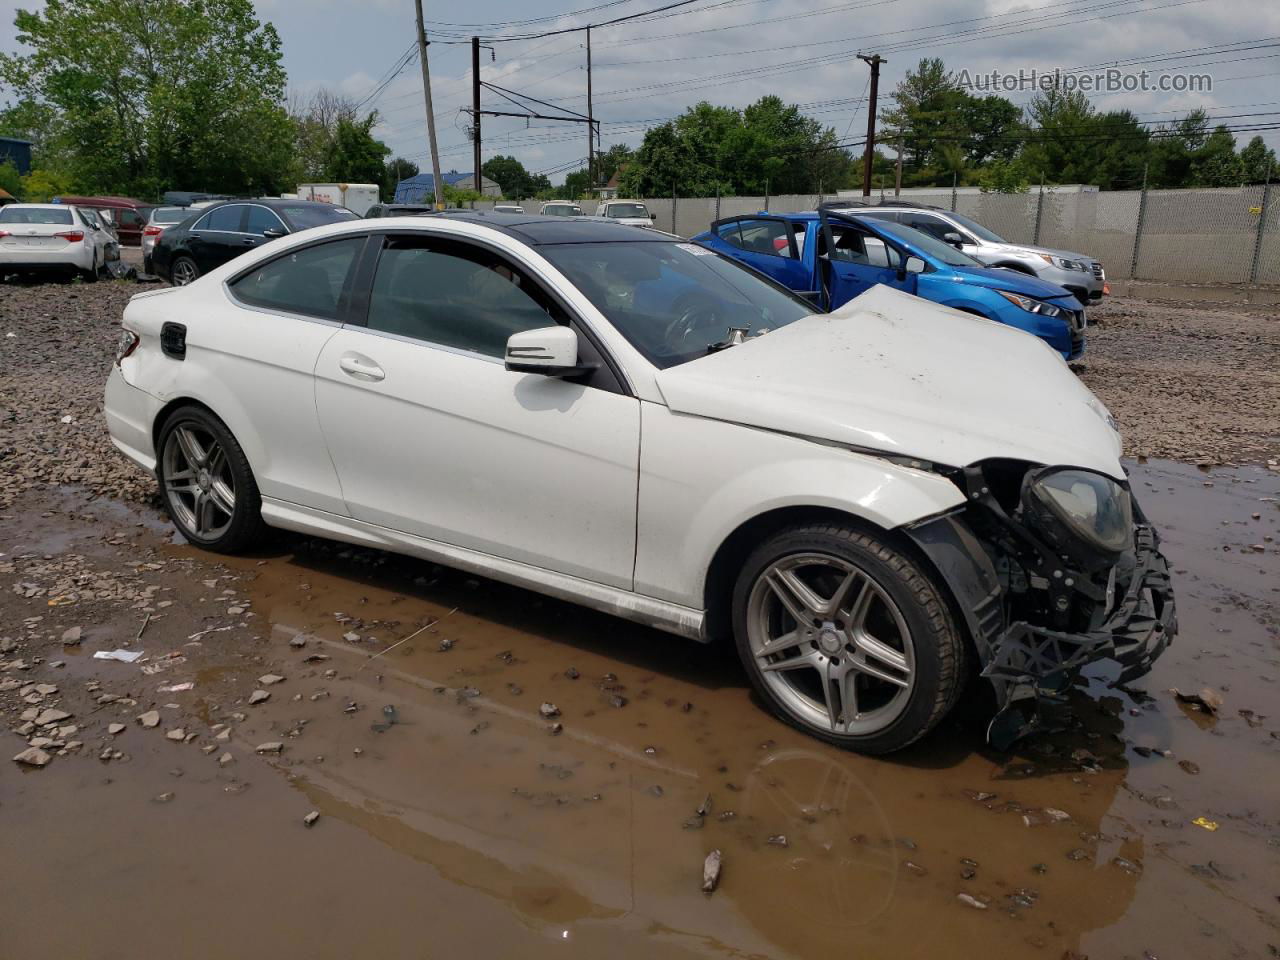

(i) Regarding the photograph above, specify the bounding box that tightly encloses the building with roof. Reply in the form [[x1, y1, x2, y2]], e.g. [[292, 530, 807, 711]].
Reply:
[[394, 171, 500, 203], [0, 136, 33, 175]]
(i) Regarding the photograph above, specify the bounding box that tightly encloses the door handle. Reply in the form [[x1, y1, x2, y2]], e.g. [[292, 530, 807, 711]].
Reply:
[[242, 237, 258, 245], [338, 354, 385, 382]]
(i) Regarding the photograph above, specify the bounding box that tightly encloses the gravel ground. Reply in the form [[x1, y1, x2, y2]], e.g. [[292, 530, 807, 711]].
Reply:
[[1078, 296, 1280, 465], [0, 281, 1276, 514]]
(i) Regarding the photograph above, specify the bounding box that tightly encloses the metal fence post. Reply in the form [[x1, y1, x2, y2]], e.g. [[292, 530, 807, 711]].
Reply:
[[1249, 163, 1273, 284], [1130, 164, 1149, 280], [671, 182, 678, 235], [764, 178, 770, 213], [1032, 181, 1045, 246], [950, 171, 957, 212], [715, 182, 720, 221]]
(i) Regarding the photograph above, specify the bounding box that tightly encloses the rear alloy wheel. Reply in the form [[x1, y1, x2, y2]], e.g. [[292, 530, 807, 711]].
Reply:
[[157, 407, 266, 553], [732, 523, 964, 754], [171, 256, 199, 286]]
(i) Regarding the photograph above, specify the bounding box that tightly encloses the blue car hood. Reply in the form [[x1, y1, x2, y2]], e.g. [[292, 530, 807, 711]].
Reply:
[[946, 264, 1078, 300]]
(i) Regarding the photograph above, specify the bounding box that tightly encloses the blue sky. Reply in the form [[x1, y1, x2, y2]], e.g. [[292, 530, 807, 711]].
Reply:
[[4, 0, 1278, 183]]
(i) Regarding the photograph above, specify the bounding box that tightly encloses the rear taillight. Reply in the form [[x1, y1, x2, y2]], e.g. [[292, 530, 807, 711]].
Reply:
[[55, 230, 85, 242], [115, 329, 140, 366], [143, 225, 163, 236]]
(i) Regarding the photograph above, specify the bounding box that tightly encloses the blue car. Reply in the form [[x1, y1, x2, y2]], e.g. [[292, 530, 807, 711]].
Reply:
[[692, 210, 1086, 359]]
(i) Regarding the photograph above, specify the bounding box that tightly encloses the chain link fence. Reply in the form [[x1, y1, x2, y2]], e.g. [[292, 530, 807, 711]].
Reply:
[[471, 185, 1279, 286]]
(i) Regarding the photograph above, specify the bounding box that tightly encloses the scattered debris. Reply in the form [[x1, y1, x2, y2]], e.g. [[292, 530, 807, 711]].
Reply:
[[60, 626, 82, 644], [702, 850, 722, 893], [1172, 687, 1223, 715], [93, 649, 144, 663], [12, 747, 51, 767], [303, 810, 320, 828], [255, 742, 284, 754], [248, 690, 270, 705], [1192, 817, 1220, 832], [957, 893, 988, 910], [258, 674, 285, 686], [539, 702, 561, 719]]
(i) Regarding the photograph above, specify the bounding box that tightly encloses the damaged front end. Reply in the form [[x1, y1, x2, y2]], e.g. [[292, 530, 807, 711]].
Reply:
[[905, 459, 1176, 748]]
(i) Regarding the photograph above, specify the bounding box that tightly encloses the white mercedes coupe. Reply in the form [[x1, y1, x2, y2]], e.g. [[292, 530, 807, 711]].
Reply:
[[104, 212, 1174, 753]]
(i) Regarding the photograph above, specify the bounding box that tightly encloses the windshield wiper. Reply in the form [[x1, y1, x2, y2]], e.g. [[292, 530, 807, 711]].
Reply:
[[706, 327, 752, 353]]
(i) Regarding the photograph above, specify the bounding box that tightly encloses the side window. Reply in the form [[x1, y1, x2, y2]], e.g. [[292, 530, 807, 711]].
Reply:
[[713, 221, 744, 249], [735, 218, 794, 259], [245, 206, 285, 235], [828, 226, 901, 268], [200, 205, 245, 232], [903, 213, 952, 243], [228, 237, 364, 320], [366, 237, 562, 358]]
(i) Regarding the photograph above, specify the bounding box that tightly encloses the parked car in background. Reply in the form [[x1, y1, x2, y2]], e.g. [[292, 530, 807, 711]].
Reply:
[[151, 198, 359, 285], [364, 203, 435, 218], [539, 201, 583, 217], [694, 210, 1087, 360], [53, 195, 153, 246], [846, 202, 1106, 304], [493, 204, 525, 214], [142, 206, 196, 273], [79, 208, 121, 267], [0, 203, 109, 281], [297, 183, 380, 216], [595, 199, 655, 226], [105, 210, 1173, 754]]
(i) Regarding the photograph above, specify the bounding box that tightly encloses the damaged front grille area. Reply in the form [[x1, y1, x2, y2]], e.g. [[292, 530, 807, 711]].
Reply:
[[906, 460, 1177, 747]]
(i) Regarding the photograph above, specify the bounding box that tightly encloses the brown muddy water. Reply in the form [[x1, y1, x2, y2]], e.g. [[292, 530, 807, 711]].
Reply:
[[1, 460, 1277, 959]]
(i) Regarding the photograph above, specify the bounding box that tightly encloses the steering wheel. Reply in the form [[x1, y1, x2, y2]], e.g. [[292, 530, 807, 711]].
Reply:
[[664, 295, 722, 347]]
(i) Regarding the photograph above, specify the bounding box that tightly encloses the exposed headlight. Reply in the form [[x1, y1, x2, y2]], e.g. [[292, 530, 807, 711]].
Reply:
[[1037, 254, 1083, 270], [995, 290, 1066, 319], [1021, 467, 1133, 569]]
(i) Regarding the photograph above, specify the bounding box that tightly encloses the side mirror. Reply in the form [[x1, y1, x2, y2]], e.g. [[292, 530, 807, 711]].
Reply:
[[262, 226, 287, 239], [943, 231, 964, 248], [904, 256, 926, 274], [505, 326, 595, 378], [650, 213, 657, 221]]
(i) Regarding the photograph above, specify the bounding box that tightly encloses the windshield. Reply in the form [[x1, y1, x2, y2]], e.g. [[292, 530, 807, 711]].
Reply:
[[944, 210, 1005, 244], [542, 204, 581, 216], [152, 207, 190, 224], [605, 203, 649, 219], [279, 205, 359, 229], [862, 218, 986, 268], [540, 240, 817, 369], [0, 206, 72, 225]]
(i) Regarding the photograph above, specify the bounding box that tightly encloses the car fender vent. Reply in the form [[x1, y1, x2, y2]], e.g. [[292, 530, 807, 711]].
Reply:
[[160, 322, 186, 360]]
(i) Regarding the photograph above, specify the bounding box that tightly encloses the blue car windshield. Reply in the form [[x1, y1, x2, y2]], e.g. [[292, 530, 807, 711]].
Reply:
[[539, 240, 817, 369], [857, 217, 985, 268]]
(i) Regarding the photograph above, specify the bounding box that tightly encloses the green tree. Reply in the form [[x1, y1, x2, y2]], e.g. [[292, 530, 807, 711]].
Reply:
[[1239, 136, 1277, 183], [384, 155, 418, 197], [562, 168, 591, 199], [0, 160, 22, 197], [595, 143, 634, 185], [1, 0, 295, 197], [1191, 125, 1243, 186], [19, 167, 75, 201], [482, 154, 532, 198], [323, 113, 389, 185]]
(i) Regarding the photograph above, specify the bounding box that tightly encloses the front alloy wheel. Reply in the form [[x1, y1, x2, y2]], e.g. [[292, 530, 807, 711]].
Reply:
[[733, 524, 964, 754], [171, 256, 199, 286], [157, 406, 266, 553]]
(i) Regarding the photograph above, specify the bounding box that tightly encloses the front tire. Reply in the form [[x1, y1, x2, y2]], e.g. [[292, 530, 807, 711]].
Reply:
[[731, 522, 964, 754], [156, 406, 267, 553]]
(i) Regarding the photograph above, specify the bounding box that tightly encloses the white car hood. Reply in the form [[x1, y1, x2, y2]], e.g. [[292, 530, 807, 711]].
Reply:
[[654, 285, 1125, 479]]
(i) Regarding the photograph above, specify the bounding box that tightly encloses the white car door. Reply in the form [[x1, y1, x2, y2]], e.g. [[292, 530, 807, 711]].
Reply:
[[313, 232, 640, 588]]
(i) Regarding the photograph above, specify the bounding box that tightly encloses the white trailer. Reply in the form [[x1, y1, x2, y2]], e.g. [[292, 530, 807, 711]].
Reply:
[[296, 183, 380, 216]]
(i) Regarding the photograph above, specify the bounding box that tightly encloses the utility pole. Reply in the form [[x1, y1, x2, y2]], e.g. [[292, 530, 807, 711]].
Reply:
[[895, 133, 903, 196], [858, 53, 884, 199], [472, 36, 482, 192], [413, 0, 444, 209], [586, 26, 595, 192]]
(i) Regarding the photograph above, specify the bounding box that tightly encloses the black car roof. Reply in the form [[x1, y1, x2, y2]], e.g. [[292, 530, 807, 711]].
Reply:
[[419, 210, 671, 245]]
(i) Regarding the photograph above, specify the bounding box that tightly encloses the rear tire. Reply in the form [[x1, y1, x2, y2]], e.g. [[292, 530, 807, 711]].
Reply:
[[171, 256, 199, 286], [156, 406, 268, 554], [731, 522, 964, 755]]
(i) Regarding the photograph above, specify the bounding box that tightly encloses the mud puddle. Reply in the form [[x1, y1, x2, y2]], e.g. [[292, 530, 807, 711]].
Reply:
[[2, 461, 1278, 958]]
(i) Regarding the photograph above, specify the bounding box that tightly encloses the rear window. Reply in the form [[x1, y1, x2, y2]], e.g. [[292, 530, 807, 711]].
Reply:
[[0, 207, 73, 225], [278, 205, 359, 230], [152, 207, 190, 224]]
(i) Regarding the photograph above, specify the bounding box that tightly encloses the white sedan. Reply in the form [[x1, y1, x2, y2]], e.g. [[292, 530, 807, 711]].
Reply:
[[0, 203, 108, 280], [104, 212, 1175, 753]]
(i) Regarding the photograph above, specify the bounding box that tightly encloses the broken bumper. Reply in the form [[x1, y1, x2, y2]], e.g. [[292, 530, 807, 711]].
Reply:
[[907, 514, 1177, 747]]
